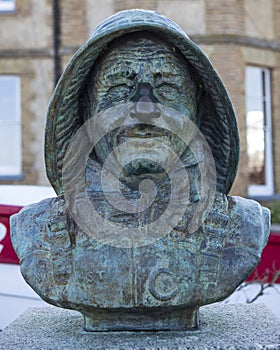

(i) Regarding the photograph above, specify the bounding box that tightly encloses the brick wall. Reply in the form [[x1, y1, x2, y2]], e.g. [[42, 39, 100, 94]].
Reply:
[[275, 0, 280, 41], [272, 59, 280, 194], [272, 0, 280, 194], [0, 0, 52, 50], [114, 0, 158, 11], [1, 0, 280, 198], [60, 0, 88, 48], [0, 0, 53, 186], [206, 0, 245, 36], [0, 58, 53, 186]]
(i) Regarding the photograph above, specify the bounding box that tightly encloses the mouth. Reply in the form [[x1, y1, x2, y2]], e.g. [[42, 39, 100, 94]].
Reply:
[[116, 125, 171, 143]]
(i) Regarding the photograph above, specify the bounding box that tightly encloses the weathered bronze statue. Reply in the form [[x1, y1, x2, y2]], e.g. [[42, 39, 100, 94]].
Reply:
[[11, 10, 270, 331]]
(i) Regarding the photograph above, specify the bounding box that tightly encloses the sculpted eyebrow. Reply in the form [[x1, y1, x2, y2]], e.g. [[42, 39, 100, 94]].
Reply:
[[154, 62, 187, 83], [102, 63, 136, 82], [156, 71, 186, 86], [105, 70, 123, 81]]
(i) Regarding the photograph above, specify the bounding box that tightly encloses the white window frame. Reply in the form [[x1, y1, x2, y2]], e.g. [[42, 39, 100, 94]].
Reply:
[[0, 76, 22, 178], [246, 66, 274, 197], [0, 0, 15, 12]]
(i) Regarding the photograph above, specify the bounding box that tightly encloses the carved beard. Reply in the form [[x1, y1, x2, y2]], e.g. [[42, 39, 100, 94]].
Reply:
[[92, 117, 199, 192]]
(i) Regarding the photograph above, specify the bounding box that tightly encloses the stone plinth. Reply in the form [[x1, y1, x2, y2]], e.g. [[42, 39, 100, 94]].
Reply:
[[1, 304, 280, 349]]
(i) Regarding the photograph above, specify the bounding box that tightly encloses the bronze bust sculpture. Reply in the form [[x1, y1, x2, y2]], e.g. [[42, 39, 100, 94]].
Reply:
[[11, 10, 270, 331]]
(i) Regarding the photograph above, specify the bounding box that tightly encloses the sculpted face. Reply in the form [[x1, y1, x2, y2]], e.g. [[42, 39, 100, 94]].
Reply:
[[89, 33, 198, 180]]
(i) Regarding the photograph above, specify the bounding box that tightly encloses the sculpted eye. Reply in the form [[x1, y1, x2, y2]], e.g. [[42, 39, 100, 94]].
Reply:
[[156, 83, 179, 101], [108, 84, 132, 100]]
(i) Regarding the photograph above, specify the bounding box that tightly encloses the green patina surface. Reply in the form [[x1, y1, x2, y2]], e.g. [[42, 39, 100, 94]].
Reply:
[[10, 10, 270, 331]]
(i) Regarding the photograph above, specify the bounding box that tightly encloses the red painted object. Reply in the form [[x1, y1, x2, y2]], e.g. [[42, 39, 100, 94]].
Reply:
[[1, 197, 280, 285], [0, 185, 56, 265], [247, 231, 280, 283], [0, 204, 22, 264]]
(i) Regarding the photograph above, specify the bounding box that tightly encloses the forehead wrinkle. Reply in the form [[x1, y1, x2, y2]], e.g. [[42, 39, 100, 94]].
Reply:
[[93, 35, 195, 91], [96, 61, 138, 86], [103, 39, 175, 57], [98, 35, 188, 68], [101, 48, 185, 64], [98, 55, 190, 83]]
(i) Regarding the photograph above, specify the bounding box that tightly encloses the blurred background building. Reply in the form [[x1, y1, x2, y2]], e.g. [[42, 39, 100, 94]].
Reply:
[[0, 0, 280, 199]]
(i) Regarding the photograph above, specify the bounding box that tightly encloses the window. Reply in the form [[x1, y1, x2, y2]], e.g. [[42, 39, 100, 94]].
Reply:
[[0, 76, 21, 178], [245, 66, 273, 197], [0, 0, 15, 12]]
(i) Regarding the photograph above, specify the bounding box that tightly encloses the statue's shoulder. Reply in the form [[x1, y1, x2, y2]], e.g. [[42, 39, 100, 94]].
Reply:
[[11, 196, 65, 222], [228, 195, 270, 225], [227, 195, 270, 251], [10, 197, 61, 231], [10, 195, 65, 257]]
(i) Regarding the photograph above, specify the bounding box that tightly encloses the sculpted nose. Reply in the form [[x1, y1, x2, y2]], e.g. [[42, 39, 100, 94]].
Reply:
[[130, 84, 161, 122], [130, 96, 161, 122]]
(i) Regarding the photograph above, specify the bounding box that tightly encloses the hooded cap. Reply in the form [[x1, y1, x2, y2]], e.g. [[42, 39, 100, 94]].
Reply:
[[45, 9, 239, 195]]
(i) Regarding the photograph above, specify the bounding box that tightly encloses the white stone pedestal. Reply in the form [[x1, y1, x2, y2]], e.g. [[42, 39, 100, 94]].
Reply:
[[1, 304, 280, 349]]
